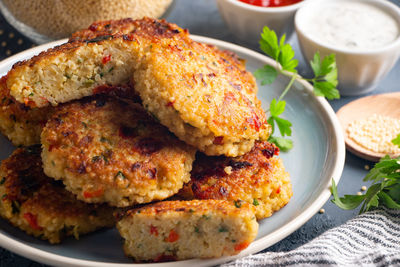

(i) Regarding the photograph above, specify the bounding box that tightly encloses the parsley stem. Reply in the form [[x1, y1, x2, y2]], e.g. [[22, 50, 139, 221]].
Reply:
[[278, 74, 296, 101]]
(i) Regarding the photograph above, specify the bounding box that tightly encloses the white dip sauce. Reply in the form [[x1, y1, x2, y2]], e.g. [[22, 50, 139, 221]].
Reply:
[[304, 1, 399, 50]]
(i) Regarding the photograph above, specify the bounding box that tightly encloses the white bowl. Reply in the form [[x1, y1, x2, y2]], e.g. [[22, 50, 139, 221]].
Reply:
[[217, 0, 306, 44], [295, 0, 400, 96]]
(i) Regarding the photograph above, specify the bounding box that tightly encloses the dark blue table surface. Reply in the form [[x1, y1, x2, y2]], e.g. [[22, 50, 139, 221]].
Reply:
[[0, 0, 399, 266]]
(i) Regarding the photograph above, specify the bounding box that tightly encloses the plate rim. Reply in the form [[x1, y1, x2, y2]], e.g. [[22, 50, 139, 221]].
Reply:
[[0, 35, 346, 267]]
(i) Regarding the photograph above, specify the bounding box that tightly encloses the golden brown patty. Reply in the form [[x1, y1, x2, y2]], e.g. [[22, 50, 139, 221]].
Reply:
[[0, 145, 116, 244], [178, 141, 292, 220], [0, 74, 138, 146], [7, 17, 270, 156], [132, 26, 271, 157], [117, 199, 258, 262], [6, 18, 184, 108], [41, 95, 196, 207], [74, 18, 271, 156], [0, 77, 52, 146]]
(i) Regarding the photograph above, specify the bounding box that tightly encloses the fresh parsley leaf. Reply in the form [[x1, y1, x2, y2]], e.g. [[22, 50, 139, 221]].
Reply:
[[254, 65, 278, 85], [378, 191, 400, 209], [269, 98, 286, 117], [310, 52, 322, 76], [313, 81, 339, 100], [310, 52, 340, 100], [387, 183, 400, 203], [259, 26, 280, 60], [331, 179, 366, 210], [392, 133, 400, 147], [278, 42, 298, 73], [256, 27, 340, 152], [274, 117, 292, 137], [268, 136, 293, 152], [359, 183, 381, 213], [259, 26, 298, 73], [364, 156, 400, 183], [331, 155, 400, 213], [267, 99, 292, 137]]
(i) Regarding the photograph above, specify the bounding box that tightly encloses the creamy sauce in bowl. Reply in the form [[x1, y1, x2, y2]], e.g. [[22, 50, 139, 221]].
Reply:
[[303, 1, 399, 50]]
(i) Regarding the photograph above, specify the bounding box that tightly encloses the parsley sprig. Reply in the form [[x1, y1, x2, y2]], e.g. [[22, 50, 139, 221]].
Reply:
[[331, 131, 400, 213], [254, 26, 340, 151], [392, 133, 400, 147], [331, 155, 400, 213]]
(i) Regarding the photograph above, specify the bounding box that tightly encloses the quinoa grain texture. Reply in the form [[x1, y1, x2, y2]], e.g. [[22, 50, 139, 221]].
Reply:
[[117, 199, 258, 261], [41, 95, 196, 207], [0, 146, 116, 244], [178, 141, 292, 220], [7, 18, 271, 156]]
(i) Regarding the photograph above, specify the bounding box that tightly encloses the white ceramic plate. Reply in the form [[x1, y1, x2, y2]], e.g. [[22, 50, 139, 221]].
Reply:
[[0, 36, 345, 266]]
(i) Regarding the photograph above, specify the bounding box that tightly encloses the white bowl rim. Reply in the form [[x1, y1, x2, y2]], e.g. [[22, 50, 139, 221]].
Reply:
[[222, 0, 308, 13], [295, 0, 400, 55]]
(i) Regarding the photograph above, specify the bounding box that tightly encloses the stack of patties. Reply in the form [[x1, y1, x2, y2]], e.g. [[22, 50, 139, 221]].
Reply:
[[0, 18, 292, 261]]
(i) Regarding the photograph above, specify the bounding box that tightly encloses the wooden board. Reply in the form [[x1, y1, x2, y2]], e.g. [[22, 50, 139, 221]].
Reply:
[[336, 92, 400, 162]]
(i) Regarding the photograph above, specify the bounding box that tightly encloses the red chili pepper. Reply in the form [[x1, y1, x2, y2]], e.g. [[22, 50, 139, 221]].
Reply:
[[23, 212, 43, 230], [23, 98, 36, 107], [247, 113, 262, 131], [48, 143, 60, 152], [150, 225, 159, 236], [89, 24, 98, 31], [102, 55, 111, 64], [274, 146, 280, 156], [234, 241, 250, 251], [83, 188, 104, 198], [166, 101, 175, 107], [276, 186, 281, 194], [166, 229, 179, 242], [213, 136, 224, 145]]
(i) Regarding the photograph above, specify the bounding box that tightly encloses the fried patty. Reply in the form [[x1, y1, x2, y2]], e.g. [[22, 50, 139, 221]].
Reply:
[[117, 199, 258, 262], [0, 77, 52, 146], [41, 95, 196, 207], [0, 145, 116, 244], [132, 26, 270, 157], [7, 17, 270, 156], [178, 141, 292, 220], [0, 74, 138, 146], [6, 18, 184, 108], [72, 18, 271, 156]]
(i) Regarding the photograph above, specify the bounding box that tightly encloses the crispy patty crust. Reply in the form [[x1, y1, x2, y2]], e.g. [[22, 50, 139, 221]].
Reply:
[[0, 77, 52, 146], [6, 18, 184, 108], [72, 18, 271, 156], [132, 25, 270, 157], [178, 141, 292, 220], [7, 17, 270, 156], [117, 199, 258, 262], [0, 75, 138, 146], [41, 95, 196, 207], [0, 146, 116, 244]]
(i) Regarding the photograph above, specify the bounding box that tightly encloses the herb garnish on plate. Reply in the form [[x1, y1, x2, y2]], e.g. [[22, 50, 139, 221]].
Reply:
[[332, 138, 400, 213], [254, 26, 340, 151]]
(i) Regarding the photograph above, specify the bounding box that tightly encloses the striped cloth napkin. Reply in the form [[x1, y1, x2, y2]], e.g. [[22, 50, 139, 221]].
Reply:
[[222, 208, 400, 266]]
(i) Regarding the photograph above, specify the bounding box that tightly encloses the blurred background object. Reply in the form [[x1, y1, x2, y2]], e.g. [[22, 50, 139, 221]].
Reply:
[[217, 0, 306, 45], [0, 0, 174, 44], [295, 0, 400, 96]]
